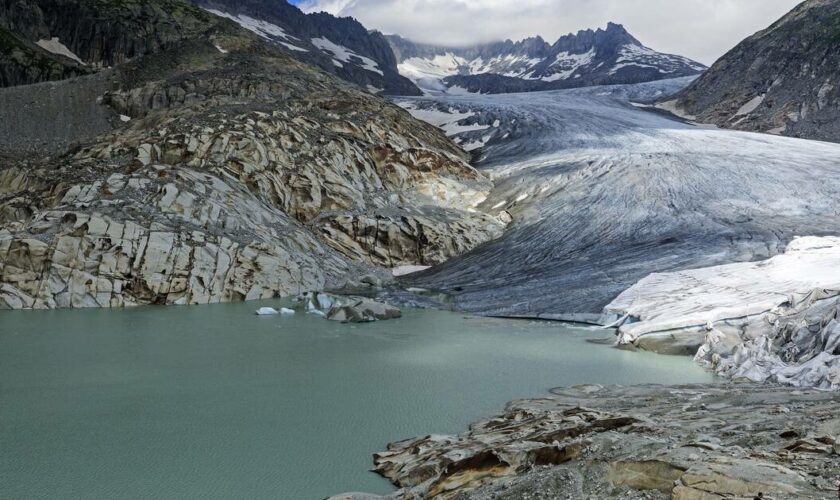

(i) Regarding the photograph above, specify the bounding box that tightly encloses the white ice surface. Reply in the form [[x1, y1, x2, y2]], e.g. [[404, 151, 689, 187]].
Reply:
[[607, 236, 840, 342]]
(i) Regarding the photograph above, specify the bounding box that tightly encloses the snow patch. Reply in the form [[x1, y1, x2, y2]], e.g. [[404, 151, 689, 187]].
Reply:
[[311, 37, 383, 75], [735, 94, 765, 116], [36, 38, 84, 64], [392, 265, 431, 277], [656, 99, 697, 121], [398, 103, 490, 136], [538, 49, 595, 81], [205, 9, 308, 52]]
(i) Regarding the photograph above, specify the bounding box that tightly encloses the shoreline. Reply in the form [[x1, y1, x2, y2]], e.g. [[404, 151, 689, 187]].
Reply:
[[334, 383, 840, 499]]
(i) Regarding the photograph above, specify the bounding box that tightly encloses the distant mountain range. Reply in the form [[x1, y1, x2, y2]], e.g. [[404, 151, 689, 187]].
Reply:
[[0, 0, 707, 97], [666, 0, 840, 143], [190, 3, 706, 96], [190, 0, 422, 95], [386, 23, 707, 94]]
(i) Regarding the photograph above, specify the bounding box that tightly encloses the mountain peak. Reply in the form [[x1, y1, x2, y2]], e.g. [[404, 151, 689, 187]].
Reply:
[[605, 22, 628, 33]]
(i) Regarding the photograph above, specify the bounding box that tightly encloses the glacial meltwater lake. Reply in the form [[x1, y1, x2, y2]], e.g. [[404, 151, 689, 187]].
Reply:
[[0, 301, 715, 499]]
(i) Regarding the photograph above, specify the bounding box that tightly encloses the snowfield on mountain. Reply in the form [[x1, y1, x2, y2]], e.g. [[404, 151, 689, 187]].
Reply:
[[387, 23, 705, 95]]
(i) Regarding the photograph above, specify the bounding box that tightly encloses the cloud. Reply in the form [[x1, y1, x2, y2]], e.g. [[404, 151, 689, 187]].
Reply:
[[297, 0, 802, 65]]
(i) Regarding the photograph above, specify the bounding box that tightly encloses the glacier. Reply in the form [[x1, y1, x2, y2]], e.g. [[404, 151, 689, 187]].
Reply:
[[396, 77, 840, 388]]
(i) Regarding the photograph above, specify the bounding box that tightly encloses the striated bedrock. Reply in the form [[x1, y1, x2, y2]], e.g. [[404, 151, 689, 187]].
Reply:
[[332, 384, 840, 499], [606, 236, 840, 390], [0, 2, 503, 310], [668, 0, 840, 142]]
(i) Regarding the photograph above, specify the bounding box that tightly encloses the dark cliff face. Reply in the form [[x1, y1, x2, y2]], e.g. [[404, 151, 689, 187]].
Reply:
[[673, 0, 840, 143], [0, 0, 218, 87], [386, 23, 705, 94], [189, 0, 421, 95]]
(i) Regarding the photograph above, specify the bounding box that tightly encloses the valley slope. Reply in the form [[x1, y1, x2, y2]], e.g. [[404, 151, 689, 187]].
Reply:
[[670, 0, 840, 142]]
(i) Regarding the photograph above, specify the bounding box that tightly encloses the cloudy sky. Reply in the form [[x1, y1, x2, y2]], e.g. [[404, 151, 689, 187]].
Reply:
[[291, 0, 801, 65]]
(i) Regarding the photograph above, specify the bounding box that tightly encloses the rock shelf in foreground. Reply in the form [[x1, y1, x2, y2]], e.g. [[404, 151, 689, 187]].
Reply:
[[333, 384, 840, 499]]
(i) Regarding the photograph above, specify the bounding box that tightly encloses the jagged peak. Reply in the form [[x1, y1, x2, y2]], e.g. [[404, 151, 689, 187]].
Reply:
[[605, 22, 629, 33]]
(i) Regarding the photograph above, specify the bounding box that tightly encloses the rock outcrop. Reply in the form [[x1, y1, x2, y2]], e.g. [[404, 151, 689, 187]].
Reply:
[[668, 0, 840, 143], [0, 0, 503, 310], [333, 384, 840, 499]]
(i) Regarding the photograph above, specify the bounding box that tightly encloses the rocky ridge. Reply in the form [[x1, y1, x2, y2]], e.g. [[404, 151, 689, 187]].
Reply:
[[333, 384, 840, 499], [668, 0, 840, 143], [0, 0, 503, 309], [190, 0, 421, 95]]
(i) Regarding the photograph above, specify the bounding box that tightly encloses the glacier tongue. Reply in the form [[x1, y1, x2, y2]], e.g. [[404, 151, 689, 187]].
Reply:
[[607, 236, 840, 389]]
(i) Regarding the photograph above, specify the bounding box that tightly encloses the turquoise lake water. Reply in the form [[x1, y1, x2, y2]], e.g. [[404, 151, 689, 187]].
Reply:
[[0, 301, 715, 499]]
